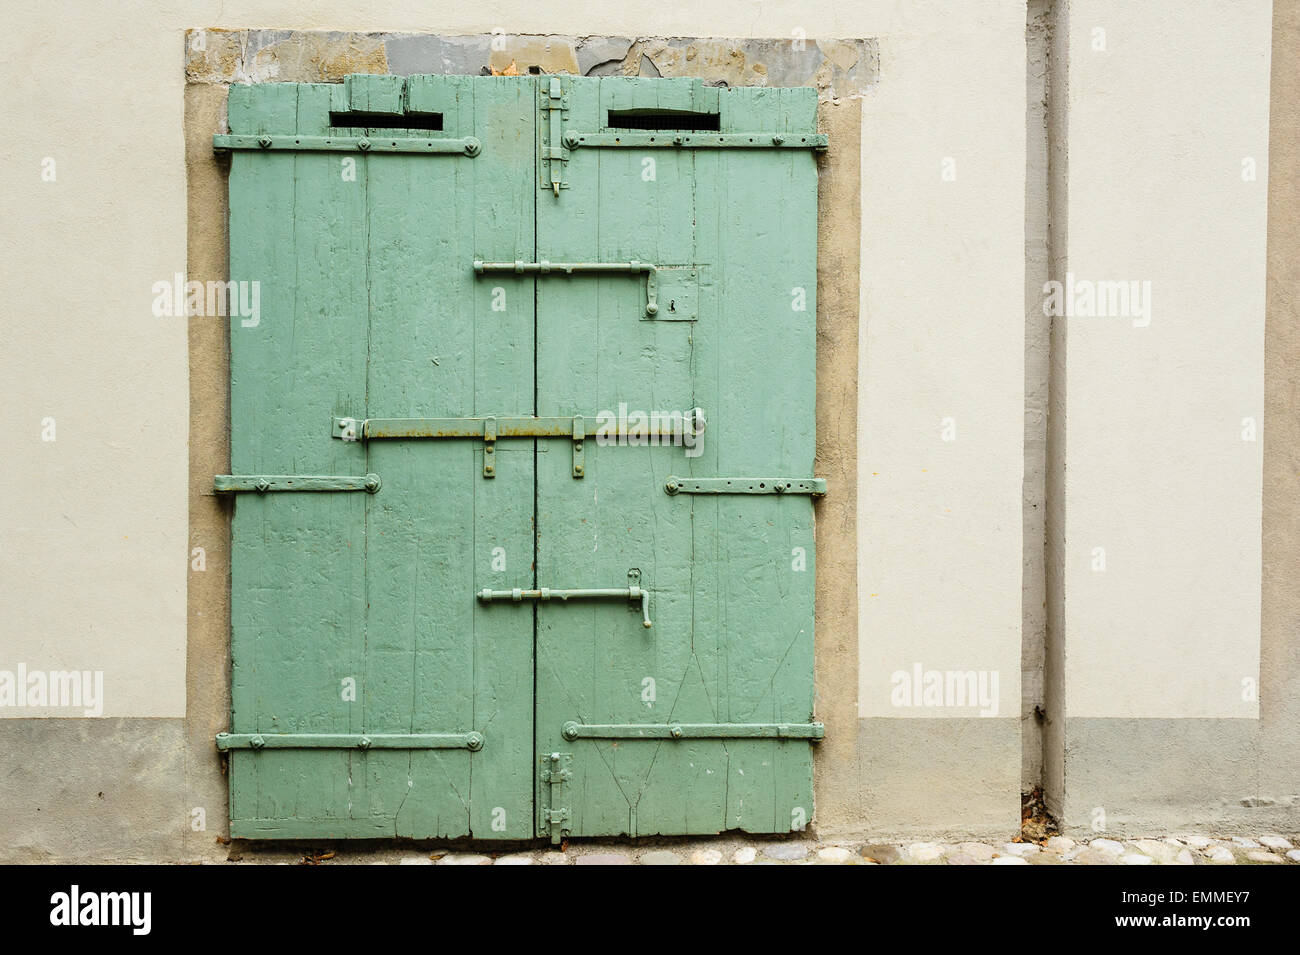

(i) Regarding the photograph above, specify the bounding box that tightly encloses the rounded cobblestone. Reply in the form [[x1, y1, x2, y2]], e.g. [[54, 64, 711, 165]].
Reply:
[[640, 850, 681, 865], [763, 843, 809, 862], [817, 846, 853, 864]]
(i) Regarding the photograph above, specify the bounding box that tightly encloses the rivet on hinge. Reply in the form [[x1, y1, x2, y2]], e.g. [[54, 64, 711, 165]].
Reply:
[[572, 415, 585, 478], [483, 417, 497, 478]]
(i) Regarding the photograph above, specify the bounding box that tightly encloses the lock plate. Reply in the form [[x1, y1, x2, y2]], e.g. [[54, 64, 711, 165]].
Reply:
[[648, 266, 700, 322]]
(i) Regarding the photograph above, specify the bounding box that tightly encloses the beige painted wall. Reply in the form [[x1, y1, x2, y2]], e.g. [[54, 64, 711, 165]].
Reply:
[[1054, 0, 1270, 719], [856, 3, 1026, 720]]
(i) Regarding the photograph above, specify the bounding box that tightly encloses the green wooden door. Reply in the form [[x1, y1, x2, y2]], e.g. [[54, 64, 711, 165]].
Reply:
[[217, 74, 822, 841], [529, 77, 823, 839]]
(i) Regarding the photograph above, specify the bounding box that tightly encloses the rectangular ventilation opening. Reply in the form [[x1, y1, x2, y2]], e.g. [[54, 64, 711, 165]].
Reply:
[[605, 109, 721, 132], [328, 111, 444, 131]]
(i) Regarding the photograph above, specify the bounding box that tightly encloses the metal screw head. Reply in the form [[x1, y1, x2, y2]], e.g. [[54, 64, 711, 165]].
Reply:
[[255, 478, 270, 492], [365, 474, 381, 493], [772, 135, 785, 145], [463, 137, 481, 157], [257, 136, 272, 148], [665, 480, 679, 494], [466, 732, 485, 752], [562, 721, 580, 741], [357, 138, 371, 151], [357, 736, 372, 750], [562, 133, 579, 149], [250, 735, 266, 749], [670, 725, 683, 739]]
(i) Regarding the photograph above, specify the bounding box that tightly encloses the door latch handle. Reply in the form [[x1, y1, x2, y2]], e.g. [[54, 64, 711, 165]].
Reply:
[[473, 259, 659, 317], [477, 570, 651, 628]]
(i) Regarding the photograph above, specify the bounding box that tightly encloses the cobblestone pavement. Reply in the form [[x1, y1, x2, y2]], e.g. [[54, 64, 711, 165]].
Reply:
[[225, 832, 1300, 865]]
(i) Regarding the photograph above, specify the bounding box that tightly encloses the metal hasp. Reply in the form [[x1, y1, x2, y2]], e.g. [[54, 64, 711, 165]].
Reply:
[[473, 258, 660, 317], [214, 473, 381, 493], [563, 132, 828, 151], [539, 752, 572, 843], [333, 413, 697, 479], [561, 721, 826, 741], [663, 476, 826, 496], [216, 731, 484, 751], [213, 134, 481, 156], [478, 569, 652, 629]]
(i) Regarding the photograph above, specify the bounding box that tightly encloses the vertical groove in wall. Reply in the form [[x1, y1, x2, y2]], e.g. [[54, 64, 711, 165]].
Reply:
[[1260, 0, 1300, 801], [1041, 0, 1069, 821], [1022, 0, 1052, 793]]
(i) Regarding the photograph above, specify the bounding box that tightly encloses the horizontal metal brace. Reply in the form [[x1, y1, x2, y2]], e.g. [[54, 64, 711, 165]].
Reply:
[[213, 134, 481, 156], [473, 259, 659, 316], [561, 721, 825, 741], [215, 731, 483, 751], [479, 570, 652, 628], [664, 476, 826, 496], [563, 132, 828, 151], [337, 415, 687, 440], [334, 413, 701, 479], [214, 473, 381, 493]]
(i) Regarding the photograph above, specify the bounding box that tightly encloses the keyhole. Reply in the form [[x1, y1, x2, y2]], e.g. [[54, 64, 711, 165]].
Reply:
[[669, 299, 676, 312]]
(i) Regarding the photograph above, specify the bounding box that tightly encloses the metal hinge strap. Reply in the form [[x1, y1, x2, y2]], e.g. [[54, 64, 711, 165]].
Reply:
[[214, 474, 381, 493], [215, 731, 484, 751], [561, 721, 825, 741], [663, 476, 826, 496], [564, 132, 828, 150], [473, 259, 659, 317], [213, 134, 481, 156]]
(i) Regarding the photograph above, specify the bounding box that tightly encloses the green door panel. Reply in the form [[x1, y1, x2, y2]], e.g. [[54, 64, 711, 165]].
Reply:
[[222, 73, 820, 841], [225, 76, 536, 839], [532, 77, 820, 838]]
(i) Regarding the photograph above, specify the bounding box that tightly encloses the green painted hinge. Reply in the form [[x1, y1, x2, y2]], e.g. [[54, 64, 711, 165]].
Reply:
[[539, 752, 572, 843], [213, 134, 481, 156], [215, 731, 483, 751], [214, 474, 381, 493], [561, 721, 825, 741], [563, 132, 828, 150], [663, 476, 826, 496], [473, 258, 660, 317]]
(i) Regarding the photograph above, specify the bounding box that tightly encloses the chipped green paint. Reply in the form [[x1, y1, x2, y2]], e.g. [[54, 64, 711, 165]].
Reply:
[[221, 74, 820, 841]]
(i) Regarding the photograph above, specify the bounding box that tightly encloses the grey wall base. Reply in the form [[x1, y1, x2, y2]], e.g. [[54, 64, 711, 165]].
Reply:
[[823, 718, 1022, 841], [1054, 718, 1300, 838]]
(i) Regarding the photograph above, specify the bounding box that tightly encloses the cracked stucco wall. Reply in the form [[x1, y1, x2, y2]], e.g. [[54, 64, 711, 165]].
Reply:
[[184, 31, 878, 96]]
